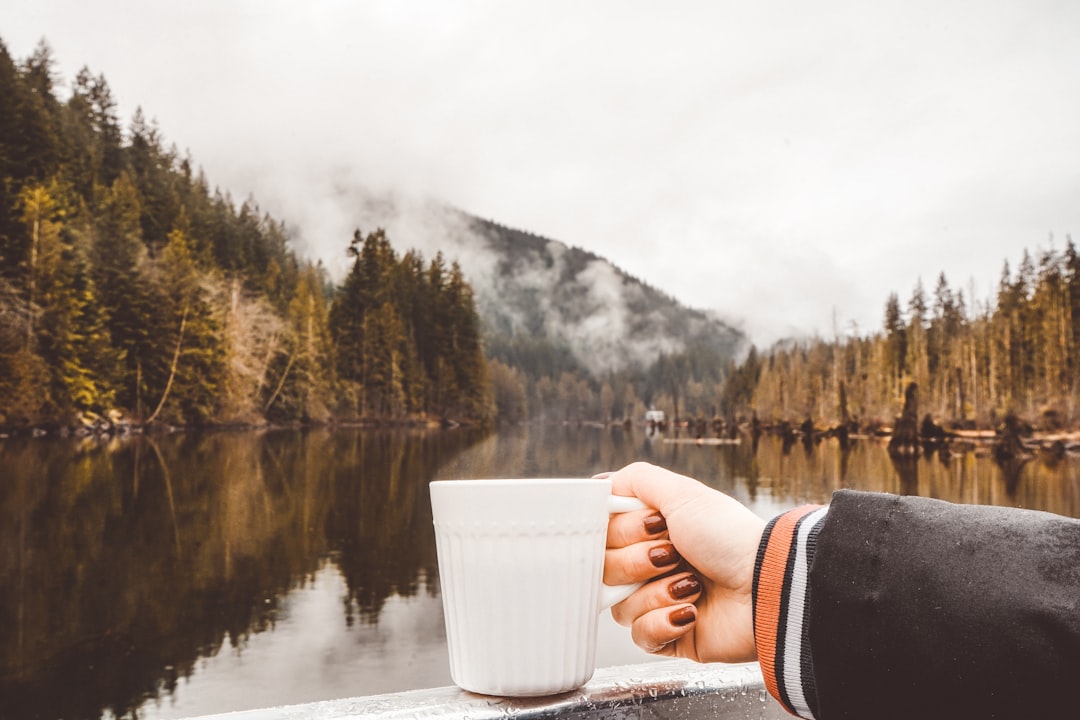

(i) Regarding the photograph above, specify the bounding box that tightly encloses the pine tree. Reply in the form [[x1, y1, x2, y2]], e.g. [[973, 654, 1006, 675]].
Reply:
[[329, 230, 372, 393], [363, 302, 407, 417], [151, 224, 225, 423], [127, 107, 181, 250], [266, 263, 334, 420], [1065, 238, 1080, 385], [16, 40, 62, 182], [883, 292, 906, 395], [20, 179, 116, 415], [442, 261, 490, 420], [93, 172, 153, 412], [61, 68, 125, 200], [0, 40, 27, 263]]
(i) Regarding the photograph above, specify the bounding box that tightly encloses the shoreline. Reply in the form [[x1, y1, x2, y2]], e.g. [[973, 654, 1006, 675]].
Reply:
[[0, 414, 477, 441]]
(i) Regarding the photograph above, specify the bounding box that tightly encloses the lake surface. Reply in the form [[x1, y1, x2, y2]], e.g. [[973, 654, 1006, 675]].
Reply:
[[1, 425, 1078, 719]]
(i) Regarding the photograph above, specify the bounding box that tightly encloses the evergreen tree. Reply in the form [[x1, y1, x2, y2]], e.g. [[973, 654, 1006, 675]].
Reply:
[[62, 68, 125, 199], [143, 223, 225, 424], [328, 229, 373, 393], [93, 171, 153, 412], [442, 261, 490, 420], [1064, 237, 1080, 379], [20, 179, 116, 415], [0, 40, 26, 264], [883, 292, 906, 388], [127, 108, 183, 250], [16, 40, 62, 182], [270, 263, 334, 420]]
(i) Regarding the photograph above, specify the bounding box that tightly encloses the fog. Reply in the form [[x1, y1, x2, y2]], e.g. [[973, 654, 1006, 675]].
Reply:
[[5, 1, 1080, 345], [337, 189, 742, 374]]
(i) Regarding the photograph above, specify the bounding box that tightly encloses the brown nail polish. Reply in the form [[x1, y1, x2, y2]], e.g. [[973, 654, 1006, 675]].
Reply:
[[670, 606, 696, 627], [669, 575, 701, 600], [648, 543, 679, 568], [643, 513, 667, 535]]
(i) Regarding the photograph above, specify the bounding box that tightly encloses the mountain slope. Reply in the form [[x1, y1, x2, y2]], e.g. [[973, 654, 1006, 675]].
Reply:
[[343, 192, 746, 378]]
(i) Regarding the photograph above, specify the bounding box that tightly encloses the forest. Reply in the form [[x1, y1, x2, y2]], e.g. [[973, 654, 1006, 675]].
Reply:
[[0, 36, 746, 433], [0, 39, 492, 430], [5, 36, 1074, 436], [721, 245, 1080, 433]]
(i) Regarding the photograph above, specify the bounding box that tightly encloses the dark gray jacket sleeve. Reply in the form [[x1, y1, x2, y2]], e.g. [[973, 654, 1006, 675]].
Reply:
[[808, 490, 1080, 719]]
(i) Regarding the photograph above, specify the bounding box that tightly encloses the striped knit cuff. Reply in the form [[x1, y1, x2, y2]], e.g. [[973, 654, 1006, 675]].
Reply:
[[752, 505, 828, 720]]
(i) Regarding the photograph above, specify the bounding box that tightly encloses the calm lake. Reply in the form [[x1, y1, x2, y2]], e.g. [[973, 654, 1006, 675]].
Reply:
[[2, 425, 1079, 719]]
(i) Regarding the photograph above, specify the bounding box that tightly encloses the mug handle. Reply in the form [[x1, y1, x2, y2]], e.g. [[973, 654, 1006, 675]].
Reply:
[[600, 494, 650, 609]]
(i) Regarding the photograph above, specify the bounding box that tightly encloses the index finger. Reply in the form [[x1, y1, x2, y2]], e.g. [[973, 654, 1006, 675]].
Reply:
[[607, 462, 713, 518]]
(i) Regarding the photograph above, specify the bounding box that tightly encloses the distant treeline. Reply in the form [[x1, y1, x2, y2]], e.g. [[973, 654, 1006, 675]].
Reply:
[[486, 339, 730, 426], [0, 39, 492, 428], [721, 243, 1080, 431]]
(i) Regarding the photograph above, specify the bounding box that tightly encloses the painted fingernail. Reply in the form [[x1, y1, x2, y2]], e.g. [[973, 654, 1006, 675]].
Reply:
[[670, 606, 696, 627], [592, 471, 613, 479], [669, 574, 701, 600], [648, 543, 679, 568], [643, 513, 667, 535]]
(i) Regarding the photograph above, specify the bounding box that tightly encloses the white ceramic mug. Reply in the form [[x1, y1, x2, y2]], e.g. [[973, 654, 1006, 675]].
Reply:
[[430, 478, 648, 697]]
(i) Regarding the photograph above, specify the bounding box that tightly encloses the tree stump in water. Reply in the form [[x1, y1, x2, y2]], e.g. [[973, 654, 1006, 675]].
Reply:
[[920, 413, 947, 442], [778, 420, 797, 452], [993, 412, 1030, 464], [728, 421, 739, 440], [888, 382, 921, 456], [695, 416, 707, 439], [834, 380, 852, 447]]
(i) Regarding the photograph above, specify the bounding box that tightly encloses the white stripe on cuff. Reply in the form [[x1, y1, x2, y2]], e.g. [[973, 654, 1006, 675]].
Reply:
[[781, 506, 829, 719]]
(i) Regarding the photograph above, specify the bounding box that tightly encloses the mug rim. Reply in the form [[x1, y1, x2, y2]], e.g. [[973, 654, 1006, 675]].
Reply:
[[430, 477, 607, 488]]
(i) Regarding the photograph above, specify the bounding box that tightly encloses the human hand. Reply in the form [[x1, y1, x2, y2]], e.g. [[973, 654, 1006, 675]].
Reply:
[[602, 462, 765, 663]]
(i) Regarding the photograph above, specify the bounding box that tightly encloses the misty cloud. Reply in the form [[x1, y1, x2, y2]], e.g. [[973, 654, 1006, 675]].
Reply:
[[6, 1, 1080, 345], [325, 190, 740, 375]]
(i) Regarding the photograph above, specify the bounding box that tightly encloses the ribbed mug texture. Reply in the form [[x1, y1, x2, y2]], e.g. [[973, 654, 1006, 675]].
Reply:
[[431, 479, 614, 697]]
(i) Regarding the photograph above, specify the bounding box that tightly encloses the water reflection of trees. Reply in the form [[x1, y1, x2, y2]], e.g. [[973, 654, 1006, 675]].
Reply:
[[434, 426, 1080, 519], [2, 426, 1078, 719], [325, 430, 449, 626], [732, 435, 1080, 517], [0, 428, 485, 720]]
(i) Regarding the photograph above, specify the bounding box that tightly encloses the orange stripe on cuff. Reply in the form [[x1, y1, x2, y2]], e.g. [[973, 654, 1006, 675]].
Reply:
[[754, 505, 821, 708]]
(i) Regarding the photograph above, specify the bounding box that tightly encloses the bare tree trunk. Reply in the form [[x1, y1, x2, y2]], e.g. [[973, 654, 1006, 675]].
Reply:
[[146, 308, 188, 425], [255, 333, 280, 396], [264, 347, 298, 413], [969, 340, 979, 424], [26, 206, 39, 347], [955, 365, 965, 422]]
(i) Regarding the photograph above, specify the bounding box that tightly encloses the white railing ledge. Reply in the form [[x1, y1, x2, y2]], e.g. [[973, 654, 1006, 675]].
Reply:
[[182, 660, 788, 720]]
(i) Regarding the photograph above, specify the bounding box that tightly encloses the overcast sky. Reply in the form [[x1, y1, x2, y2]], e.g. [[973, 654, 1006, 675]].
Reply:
[[5, 0, 1080, 346]]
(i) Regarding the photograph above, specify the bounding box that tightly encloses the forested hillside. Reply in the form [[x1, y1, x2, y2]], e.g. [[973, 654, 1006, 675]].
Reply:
[[0, 39, 492, 429], [473, 217, 745, 423], [326, 194, 748, 425], [723, 245, 1080, 431]]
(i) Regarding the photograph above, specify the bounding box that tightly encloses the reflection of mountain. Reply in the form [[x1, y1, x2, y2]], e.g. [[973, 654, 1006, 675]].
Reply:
[[342, 193, 746, 377], [0, 429, 486, 720]]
